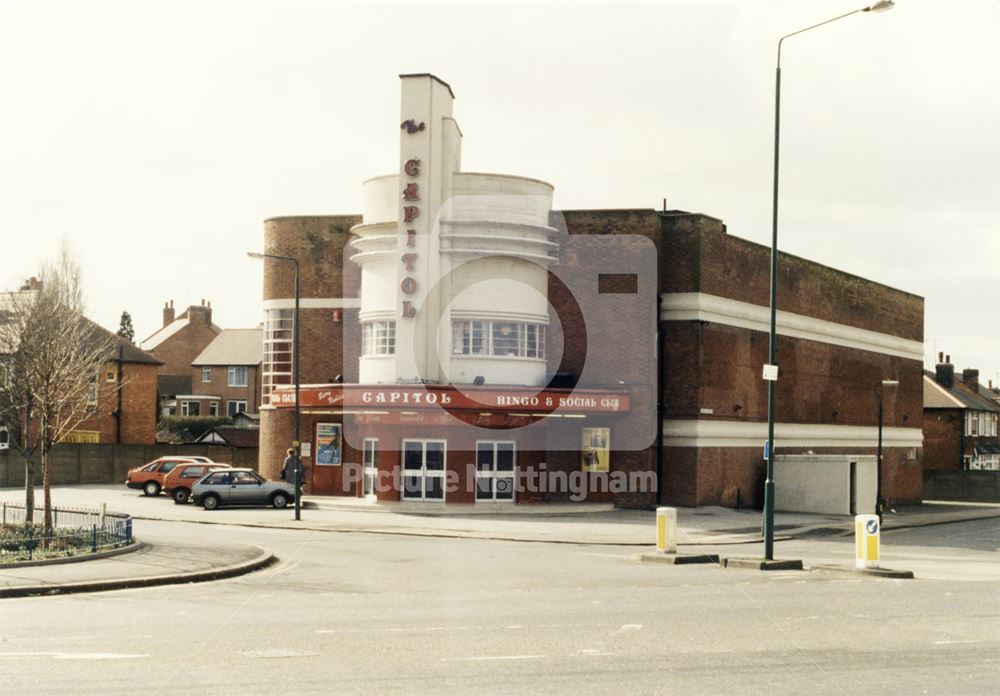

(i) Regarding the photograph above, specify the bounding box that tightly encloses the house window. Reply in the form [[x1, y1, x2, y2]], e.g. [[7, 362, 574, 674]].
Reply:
[[361, 321, 396, 356], [452, 320, 545, 359], [262, 309, 294, 405], [181, 401, 201, 417], [209, 401, 219, 417], [202, 366, 212, 382], [227, 400, 248, 417], [105, 369, 116, 383], [87, 374, 99, 408], [228, 366, 248, 387]]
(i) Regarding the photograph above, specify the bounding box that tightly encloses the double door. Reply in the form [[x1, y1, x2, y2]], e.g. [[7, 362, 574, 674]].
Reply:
[[402, 440, 446, 501]]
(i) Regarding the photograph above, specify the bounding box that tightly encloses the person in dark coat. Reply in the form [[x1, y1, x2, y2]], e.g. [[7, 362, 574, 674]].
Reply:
[[280, 448, 295, 481]]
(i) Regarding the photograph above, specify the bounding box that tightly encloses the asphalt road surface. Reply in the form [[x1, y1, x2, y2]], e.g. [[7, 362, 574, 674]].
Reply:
[[3, 518, 1000, 695]]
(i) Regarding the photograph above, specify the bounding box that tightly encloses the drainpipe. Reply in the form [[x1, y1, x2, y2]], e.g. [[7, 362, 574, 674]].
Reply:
[[655, 292, 665, 506], [115, 344, 124, 444]]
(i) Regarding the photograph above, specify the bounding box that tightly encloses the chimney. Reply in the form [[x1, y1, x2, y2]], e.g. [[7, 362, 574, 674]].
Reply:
[[188, 300, 213, 326], [962, 368, 980, 388], [935, 355, 955, 389], [163, 300, 175, 327]]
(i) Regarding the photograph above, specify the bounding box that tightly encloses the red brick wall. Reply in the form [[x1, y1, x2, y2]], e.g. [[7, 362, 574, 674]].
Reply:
[[259, 216, 361, 475], [72, 361, 158, 445], [190, 364, 261, 413], [148, 305, 220, 378]]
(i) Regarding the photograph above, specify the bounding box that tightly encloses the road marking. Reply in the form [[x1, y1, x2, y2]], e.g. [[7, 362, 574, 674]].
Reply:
[[0, 652, 149, 660], [934, 640, 980, 645], [447, 655, 546, 662]]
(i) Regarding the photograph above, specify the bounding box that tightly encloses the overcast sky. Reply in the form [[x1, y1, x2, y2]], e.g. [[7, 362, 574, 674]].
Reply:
[[1, 0, 997, 384]]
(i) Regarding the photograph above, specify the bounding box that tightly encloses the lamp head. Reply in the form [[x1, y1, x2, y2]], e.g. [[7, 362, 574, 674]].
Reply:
[[247, 251, 265, 259], [881, 379, 900, 388], [864, 0, 894, 12]]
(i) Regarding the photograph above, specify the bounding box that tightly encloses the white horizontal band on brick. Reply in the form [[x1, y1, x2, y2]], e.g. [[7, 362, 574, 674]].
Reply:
[[660, 292, 923, 360], [662, 419, 923, 449], [263, 298, 361, 310]]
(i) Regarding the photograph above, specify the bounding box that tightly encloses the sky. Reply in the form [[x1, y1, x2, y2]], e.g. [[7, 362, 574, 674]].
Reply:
[[1, 0, 997, 384]]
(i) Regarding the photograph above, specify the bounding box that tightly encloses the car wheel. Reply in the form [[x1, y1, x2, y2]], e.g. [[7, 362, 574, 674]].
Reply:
[[172, 488, 190, 504], [202, 494, 221, 510], [143, 481, 161, 497], [271, 492, 289, 509]]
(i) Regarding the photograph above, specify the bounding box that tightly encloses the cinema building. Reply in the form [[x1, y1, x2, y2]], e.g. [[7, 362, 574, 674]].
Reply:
[[256, 74, 925, 509]]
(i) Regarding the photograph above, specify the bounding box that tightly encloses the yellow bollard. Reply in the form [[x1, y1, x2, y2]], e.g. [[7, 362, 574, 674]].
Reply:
[[656, 507, 677, 554], [855, 514, 880, 569]]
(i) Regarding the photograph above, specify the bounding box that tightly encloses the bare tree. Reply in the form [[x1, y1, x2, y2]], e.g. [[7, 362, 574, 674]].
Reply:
[[0, 246, 115, 530]]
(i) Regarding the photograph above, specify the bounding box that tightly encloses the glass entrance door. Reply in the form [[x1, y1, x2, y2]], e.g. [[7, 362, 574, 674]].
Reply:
[[476, 441, 515, 502], [401, 440, 446, 501], [362, 439, 377, 497]]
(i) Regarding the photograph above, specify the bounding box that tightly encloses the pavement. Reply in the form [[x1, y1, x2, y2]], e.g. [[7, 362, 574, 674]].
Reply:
[[2, 484, 999, 597]]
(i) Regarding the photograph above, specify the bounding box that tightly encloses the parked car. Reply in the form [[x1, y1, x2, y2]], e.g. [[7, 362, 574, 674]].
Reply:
[[162, 462, 232, 504], [125, 457, 201, 496], [191, 469, 296, 510]]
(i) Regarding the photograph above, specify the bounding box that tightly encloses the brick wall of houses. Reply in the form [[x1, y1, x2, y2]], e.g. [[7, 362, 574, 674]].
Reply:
[[71, 361, 159, 445], [145, 302, 220, 379], [190, 364, 261, 415]]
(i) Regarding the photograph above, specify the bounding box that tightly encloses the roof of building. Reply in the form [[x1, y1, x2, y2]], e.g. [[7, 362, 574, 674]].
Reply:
[[140, 309, 222, 351], [191, 329, 262, 366], [194, 426, 260, 448], [924, 371, 1000, 412], [84, 318, 163, 365]]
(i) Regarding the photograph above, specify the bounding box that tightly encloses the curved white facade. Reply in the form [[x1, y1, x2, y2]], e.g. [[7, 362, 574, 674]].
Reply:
[[349, 75, 556, 387]]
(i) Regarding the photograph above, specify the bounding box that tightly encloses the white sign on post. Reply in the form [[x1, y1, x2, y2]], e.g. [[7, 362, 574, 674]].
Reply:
[[762, 364, 779, 381]]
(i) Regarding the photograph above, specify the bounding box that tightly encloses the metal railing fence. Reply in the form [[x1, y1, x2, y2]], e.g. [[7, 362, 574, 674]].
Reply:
[[0, 503, 133, 562]]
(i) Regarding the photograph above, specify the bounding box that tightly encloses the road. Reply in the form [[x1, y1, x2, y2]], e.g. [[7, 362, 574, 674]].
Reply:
[[3, 518, 1000, 694]]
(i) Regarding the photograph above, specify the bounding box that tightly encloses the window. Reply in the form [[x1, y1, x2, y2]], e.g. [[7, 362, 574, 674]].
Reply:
[[105, 369, 116, 383], [181, 466, 206, 479], [87, 374, 99, 407], [181, 401, 201, 417], [262, 308, 294, 405], [228, 366, 248, 387], [452, 320, 545, 359], [202, 366, 212, 382], [209, 401, 219, 417], [362, 321, 396, 356], [227, 400, 248, 418]]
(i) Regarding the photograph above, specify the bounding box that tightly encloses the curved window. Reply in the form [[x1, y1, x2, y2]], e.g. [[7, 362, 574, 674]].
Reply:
[[262, 308, 293, 405], [452, 320, 545, 359], [362, 321, 396, 356]]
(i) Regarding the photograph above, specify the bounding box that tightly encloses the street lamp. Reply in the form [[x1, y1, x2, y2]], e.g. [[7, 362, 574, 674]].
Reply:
[[876, 379, 899, 522], [762, 0, 894, 561], [248, 251, 302, 521]]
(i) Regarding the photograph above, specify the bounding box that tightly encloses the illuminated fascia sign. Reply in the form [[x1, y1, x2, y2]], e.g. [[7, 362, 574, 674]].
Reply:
[[271, 385, 631, 414]]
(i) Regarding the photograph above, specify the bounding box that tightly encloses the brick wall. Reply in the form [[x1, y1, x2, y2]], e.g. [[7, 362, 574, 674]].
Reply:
[[71, 361, 158, 445], [190, 364, 261, 414]]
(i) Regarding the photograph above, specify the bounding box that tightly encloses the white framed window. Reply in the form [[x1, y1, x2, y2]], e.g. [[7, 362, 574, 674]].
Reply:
[[209, 401, 219, 417], [452, 320, 545, 359], [105, 369, 116, 383], [362, 321, 396, 356], [202, 366, 212, 382], [228, 366, 248, 387], [475, 441, 515, 503], [262, 308, 293, 405], [227, 400, 247, 417], [181, 401, 201, 417]]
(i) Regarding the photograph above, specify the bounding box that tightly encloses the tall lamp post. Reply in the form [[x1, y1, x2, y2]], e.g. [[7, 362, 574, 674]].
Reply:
[[248, 251, 302, 521], [762, 0, 894, 560], [876, 379, 899, 522]]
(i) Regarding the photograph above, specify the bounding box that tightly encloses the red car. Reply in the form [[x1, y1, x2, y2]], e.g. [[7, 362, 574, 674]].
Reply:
[[125, 457, 205, 496]]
